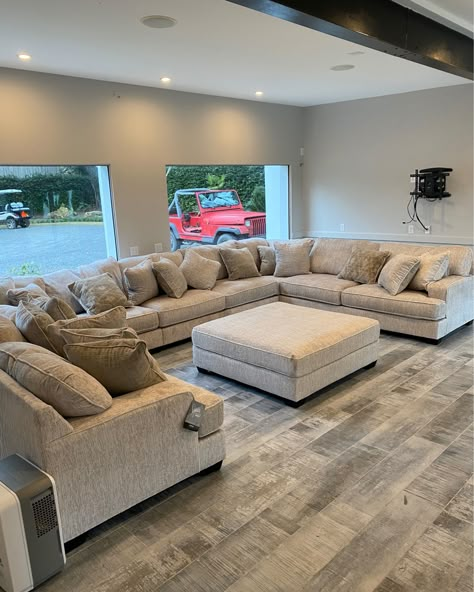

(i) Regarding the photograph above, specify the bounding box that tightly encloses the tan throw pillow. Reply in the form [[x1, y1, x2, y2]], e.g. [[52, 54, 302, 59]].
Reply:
[[0, 305, 18, 322], [0, 278, 14, 305], [124, 259, 159, 306], [378, 255, 420, 296], [408, 252, 450, 291], [68, 273, 129, 315], [219, 247, 260, 281], [338, 250, 391, 284], [273, 239, 313, 277], [187, 246, 227, 279], [7, 283, 48, 306], [46, 306, 127, 357], [0, 316, 25, 343], [180, 249, 220, 290], [258, 246, 276, 276], [64, 339, 167, 396], [61, 327, 138, 345], [0, 342, 112, 417], [15, 302, 58, 353], [43, 269, 84, 314], [32, 296, 77, 321], [77, 256, 125, 292], [152, 259, 187, 298]]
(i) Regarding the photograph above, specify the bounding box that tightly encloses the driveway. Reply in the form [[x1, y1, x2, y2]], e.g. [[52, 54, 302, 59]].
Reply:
[[0, 223, 108, 276]]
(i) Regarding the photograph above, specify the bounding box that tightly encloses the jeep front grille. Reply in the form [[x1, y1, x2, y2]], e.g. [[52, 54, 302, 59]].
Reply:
[[248, 217, 266, 237]]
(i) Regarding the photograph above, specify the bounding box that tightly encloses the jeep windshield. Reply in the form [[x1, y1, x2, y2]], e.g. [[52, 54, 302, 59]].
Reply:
[[198, 191, 240, 209]]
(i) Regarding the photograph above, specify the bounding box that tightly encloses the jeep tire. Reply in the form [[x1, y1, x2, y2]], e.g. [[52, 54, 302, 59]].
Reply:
[[170, 230, 181, 252], [216, 233, 237, 245]]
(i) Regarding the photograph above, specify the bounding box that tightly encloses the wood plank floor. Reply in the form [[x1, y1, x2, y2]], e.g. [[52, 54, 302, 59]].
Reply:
[[40, 327, 473, 592]]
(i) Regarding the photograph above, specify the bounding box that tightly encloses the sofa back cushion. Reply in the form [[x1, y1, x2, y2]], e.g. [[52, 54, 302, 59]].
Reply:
[[43, 269, 84, 313], [310, 239, 379, 275], [0, 342, 112, 417], [0, 316, 25, 343], [7, 283, 49, 306], [0, 278, 14, 305], [77, 256, 125, 292], [379, 243, 472, 277]]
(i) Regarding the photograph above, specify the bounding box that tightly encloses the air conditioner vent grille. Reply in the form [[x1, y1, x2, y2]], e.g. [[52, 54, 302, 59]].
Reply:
[[32, 492, 58, 538]]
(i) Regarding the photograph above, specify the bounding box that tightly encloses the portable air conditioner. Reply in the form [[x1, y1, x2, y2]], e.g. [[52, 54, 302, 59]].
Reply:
[[0, 455, 65, 592]]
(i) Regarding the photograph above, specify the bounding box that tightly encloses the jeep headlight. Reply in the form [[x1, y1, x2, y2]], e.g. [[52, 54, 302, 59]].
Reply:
[[245, 220, 251, 227]]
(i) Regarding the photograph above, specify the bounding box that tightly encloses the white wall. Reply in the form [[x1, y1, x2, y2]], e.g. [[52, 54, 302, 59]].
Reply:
[[300, 84, 474, 245], [0, 68, 303, 256]]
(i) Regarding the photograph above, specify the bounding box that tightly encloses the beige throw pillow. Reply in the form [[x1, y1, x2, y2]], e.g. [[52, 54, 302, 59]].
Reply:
[[14, 302, 58, 353], [0, 342, 112, 416], [0, 316, 25, 343], [273, 239, 313, 277], [219, 247, 260, 281], [64, 338, 167, 396], [43, 269, 84, 313], [408, 252, 450, 291], [77, 256, 125, 292], [0, 278, 14, 305], [7, 283, 48, 306], [258, 246, 276, 276], [180, 249, 220, 290], [32, 296, 77, 321], [378, 255, 420, 295], [338, 250, 391, 284], [46, 306, 127, 356], [60, 327, 137, 345], [68, 273, 129, 315], [152, 259, 187, 298], [124, 259, 159, 306]]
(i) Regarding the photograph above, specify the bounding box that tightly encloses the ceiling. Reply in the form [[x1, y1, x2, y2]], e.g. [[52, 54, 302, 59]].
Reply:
[[0, 0, 471, 107], [394, 0, 473, 36]]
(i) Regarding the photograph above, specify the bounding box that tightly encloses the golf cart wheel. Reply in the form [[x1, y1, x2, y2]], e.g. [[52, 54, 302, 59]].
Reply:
[[216, 233, 236, 245], [5, 217, 17, 229], [170, 230, 181, 252], [20, 219, 30, 228]]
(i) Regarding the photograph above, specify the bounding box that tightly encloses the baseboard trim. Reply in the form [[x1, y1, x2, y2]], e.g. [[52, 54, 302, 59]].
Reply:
[[294, 230, 474, 246]]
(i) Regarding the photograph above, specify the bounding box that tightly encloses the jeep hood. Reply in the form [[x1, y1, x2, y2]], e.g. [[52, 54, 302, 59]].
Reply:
[[203, 210, 265, 224]]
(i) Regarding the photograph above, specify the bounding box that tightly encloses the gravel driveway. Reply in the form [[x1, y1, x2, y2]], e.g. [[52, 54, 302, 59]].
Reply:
[[0, 223, 108, 276]]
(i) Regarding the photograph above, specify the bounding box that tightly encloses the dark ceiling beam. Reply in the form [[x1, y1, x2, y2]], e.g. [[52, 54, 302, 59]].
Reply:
[[226, 0, 473, 80]]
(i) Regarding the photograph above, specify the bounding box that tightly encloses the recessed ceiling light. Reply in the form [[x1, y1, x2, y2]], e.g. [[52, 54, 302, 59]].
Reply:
[[255, 91, 264, 97], [160, 77, 171, 83], [17, 52, 32, 61], [330, 64, 355, 71], [141, 15, 177, 29]]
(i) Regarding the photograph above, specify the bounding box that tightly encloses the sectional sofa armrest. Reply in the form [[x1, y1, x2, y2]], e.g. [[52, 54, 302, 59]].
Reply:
[[427, 275, 474, 331], [0, 370, 73, 467]]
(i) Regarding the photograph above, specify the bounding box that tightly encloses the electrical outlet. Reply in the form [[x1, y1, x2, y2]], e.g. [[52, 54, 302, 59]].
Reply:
[[408, 225, 414, 234], [340, 223, 345, 232], [130, 246, 139, 256], [424, 226, 431, 235], [154, 242, 163, 253]]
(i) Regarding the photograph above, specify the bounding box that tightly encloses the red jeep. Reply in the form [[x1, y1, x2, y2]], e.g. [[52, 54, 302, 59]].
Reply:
[[168, 188, 266, 251]]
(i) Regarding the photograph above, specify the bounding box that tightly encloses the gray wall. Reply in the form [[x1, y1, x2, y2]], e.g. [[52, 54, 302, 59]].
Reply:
[[0, 68, 303, 256], [300, 84, 474, 245]]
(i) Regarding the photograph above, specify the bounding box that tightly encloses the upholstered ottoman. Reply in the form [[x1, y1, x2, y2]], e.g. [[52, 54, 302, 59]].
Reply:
[[192, 302, 380, 405]]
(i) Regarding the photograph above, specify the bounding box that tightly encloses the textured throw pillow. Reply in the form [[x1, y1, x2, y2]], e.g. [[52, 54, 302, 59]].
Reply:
[[68, 273, 129, 315], [408, 252, 450, 291], [46, 306, 127, 357], [14, 302, 58, 353], [273, 239, 313, 277], [258, 246, 276, 276], [43, 269, 84, 314], [180, 249, 220, 290], [7, 283, 48, 306], [64, 338, 167, 396], [60, 327, 138, 345], [0, 278, 14, 305], [123, 259, 159, 306], [219, 247, 260, 281], [0, 305, 18, 322], [0, 342, 112, 417], [378, 255, 420, 296], [152, 259, 187, 298], [187, 246, 227, 279], [338, 250, 391, 284], [0, 316, 25, 343], [77, 256, 125, 292], [32, 296, 77, 321]]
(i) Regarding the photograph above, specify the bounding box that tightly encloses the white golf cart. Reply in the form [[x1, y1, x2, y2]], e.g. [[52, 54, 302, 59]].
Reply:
[[0, 190, 31, 229]]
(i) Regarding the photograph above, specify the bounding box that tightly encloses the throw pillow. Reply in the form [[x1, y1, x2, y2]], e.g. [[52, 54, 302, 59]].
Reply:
[[64, 338, 167, 396], [77, 256, 125, 292], [0, 278, 14, 305], [338, 249, 391, 284], [180, 249, 220, 290], [257, 246, 276, 276], [0, 305, 18, 322], [46, 306, 127, 357], [152, 259, 187, 298], [32, 296, 77, 321], [68, 273, 130, 315], [187, 246, 227, 279], [408, 252, 450, 291], [273, 239, 313, 277], [0, 316, 25, 343], [219, 247, 260, 281], [123, 258, 159, 306], [43, 269, 84, 314], [378, 255, 420, 296], [7, 283, 48, 306], [14, 301, 58, 353], [0, 342, 112, 417], [60, 327, 138, 345]]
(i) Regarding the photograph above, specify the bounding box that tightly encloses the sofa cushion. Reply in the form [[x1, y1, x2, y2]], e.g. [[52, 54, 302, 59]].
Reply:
[[184, 246, 227, 280], [338, 249, 390, 284], [43, 269, 84, 313], [408, 252, 449, 291], [69, 273, 130, 315], [125, 306, 160, 333], [274, 239, 313, 277], [64, 338, 167, 396], [32, 296, 77, 321], [278, 274, 359, 306], [77, 256, 125, 292], [378, 243, 472, 277], [0, 316, 25, 343], [258, 246, 276, 276], [7, 283, 48, 306], [143, 290, 225, 327], [212, 276, 279, 308], [152, 259, 188, 299], [180, 249, 220, 290], [10, 276, 46, 290], [219, 247, 260, 281], [15, 302, 58, 353], [0, 342, 112, 417], [0, 278, 14, 305], [0, 305, 18, 322], [123, 259, 159, 306], [341, 285, 446, 321], [378, 254, 420, 296], [310, 238, 379, 275]]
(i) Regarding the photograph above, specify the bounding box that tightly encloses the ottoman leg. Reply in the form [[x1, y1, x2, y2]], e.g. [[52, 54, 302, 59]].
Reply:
[[197, 366, 212, 375], [199, 461, 223, 475], [365, 361, 377, 369]]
